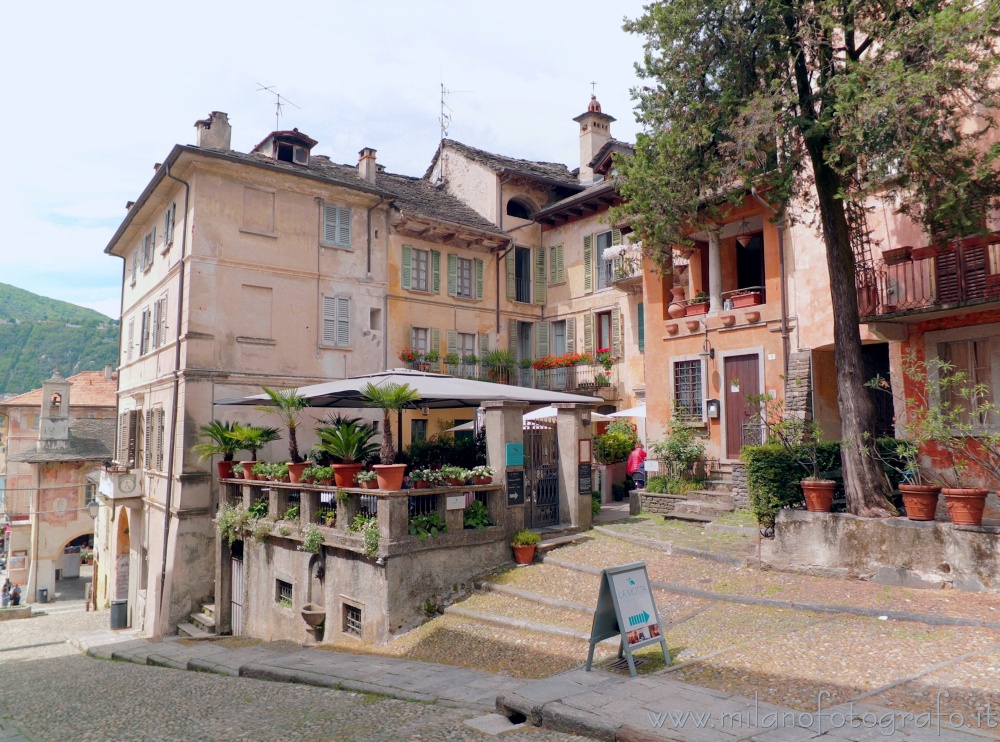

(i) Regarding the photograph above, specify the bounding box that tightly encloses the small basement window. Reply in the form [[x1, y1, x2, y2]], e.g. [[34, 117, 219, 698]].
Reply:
[[344, 603, 362, 637], [275, 579, 293, 606]]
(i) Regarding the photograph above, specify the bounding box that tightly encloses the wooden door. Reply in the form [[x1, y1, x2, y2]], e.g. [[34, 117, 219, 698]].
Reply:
[[724, 354, 760, 459]]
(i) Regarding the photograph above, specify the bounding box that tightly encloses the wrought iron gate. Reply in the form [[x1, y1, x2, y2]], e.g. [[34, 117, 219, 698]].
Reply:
[[231, 548, 245, 637], [525, 426, 560, 528]]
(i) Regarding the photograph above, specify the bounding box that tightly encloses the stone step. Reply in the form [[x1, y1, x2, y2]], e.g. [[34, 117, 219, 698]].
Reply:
[[201, 603, 216, 618], [684, 490, 736, 508], [671, 499, 734, 517], [190, 611, 217, 632], [701, 479, 734, 492], [176, 621, 215, 639], [538, 533, 587, 553], [662, 511, 716, 523]]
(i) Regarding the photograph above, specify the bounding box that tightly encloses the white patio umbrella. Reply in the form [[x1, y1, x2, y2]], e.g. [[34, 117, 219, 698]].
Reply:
[[523, 406, 611, 422], [608, 404, 647, 418]]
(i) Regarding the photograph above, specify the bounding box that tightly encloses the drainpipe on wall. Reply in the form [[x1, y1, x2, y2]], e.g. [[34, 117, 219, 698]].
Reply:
[[750, 187, 790, 380], [158, 163, 190, 633], [366, 196, 384, 278]]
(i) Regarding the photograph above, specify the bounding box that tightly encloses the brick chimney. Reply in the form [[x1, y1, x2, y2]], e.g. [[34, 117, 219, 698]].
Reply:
[[358, 147, 377, 184], [194, 111, 232, 150], [572, 96, 615, 185]]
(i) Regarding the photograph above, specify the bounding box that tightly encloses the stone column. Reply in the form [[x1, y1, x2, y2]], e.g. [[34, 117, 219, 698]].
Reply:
[[708, 229, 723, 314], [555, 403, 594, 530], [483, 401, 527, 535]]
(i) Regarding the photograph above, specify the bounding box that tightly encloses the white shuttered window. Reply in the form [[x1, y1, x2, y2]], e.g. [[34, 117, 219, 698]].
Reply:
[[322, 204, 352, 248], [322, 295, 351, 347]]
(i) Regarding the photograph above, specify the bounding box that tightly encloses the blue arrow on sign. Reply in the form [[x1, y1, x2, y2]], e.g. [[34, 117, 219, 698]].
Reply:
[[628, 611, 650, 627]]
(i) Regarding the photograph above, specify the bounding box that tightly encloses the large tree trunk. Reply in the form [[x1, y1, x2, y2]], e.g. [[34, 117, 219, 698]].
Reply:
[[288, 425, 301, 464], [809, 156, 897, 517], [381, 412, 395, 465]]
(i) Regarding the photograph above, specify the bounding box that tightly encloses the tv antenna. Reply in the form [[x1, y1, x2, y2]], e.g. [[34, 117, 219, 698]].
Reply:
[[440, 80, 472, 143], [256, 83, 300, 130]]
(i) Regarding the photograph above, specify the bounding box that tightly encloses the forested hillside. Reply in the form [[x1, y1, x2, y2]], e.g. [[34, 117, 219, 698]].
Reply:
[[0, 283, 119, 396]]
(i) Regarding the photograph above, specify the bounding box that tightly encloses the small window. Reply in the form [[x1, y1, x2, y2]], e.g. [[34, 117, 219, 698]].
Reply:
[[413, 249, 429, 292], [344, 603, 362, 636], [595, 311, 612, 352], [515, 247, 531, 303], [411, 327, 429, 354], [164, 202, 176, 247], [674, 360, 704, 421], [506, 198, 535, 220], [369, 307, 382, 332], [595, 231, 613, 290], [411, 419, 427, 443], [322, 295, 351, 348], [322, 204, 352, 248], [276, 142, 294, 163], [458, 332, 476, 359], [275, 579, 293, 606], [456, 258, 473, 298], [552, 320, 567, 356]]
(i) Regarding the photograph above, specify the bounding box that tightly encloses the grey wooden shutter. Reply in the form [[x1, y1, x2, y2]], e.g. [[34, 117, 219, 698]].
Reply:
[[566, 316, 576, 353], [336, 296, 351, 347], [432, 250, 441, 294], [549, 246, 557, 285], [150, 227, 156, 262], [508, 319, 517, 353], [131, 249, 138, 282], [159, 297, 168, 347], [139, 310, 149, 355], [447, 253, 458, 297], [474, 258, 484, 301], [584, 312, 594, 354], [323, 204, 338, 244], [479, 332, 489, 354], [533, 247, 546, 305], [117, 412, 129, 462], [611, 306, 623, 357], [556, 244, 565, 283], [446, 330, 458, 357], [155, 409, 165, 471], [637, 302, 645, 352], [612, 228, 622, 246], [151, 300, 161, 350], [322, 296, 338, 345], [127, 410, 138, 465], [506, 249, 515, 299], [401, 245, 413, 289], [126, 319, 134, 363], [337, 207, 351, 246], [535, 321, 550, 358], [144, 409, 153, 469], [583, 235, 594, 294]]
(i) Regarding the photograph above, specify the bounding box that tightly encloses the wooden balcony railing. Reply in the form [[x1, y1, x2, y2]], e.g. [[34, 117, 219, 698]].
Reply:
[[856, 235, 1000, 320]]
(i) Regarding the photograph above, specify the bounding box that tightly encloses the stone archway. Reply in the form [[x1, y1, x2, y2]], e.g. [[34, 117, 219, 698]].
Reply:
[[114, 508, 131, 604]]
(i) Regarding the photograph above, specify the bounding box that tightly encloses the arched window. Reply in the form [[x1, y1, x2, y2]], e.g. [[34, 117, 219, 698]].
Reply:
[[506, 198, 536, 220]]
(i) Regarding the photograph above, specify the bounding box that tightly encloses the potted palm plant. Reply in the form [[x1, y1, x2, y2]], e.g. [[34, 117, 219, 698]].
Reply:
[[228, 423, 281, 480], [258, 387, 310, 482], [193, 420, 241, 479], [313, 420, 379, 487], [360, 381, 420, 490]]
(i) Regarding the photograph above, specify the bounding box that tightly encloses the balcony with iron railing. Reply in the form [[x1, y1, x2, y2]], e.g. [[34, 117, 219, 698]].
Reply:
[[413, 360, 619, 397], [606, 246, 644, 288], [856, 235, 1000, 322]]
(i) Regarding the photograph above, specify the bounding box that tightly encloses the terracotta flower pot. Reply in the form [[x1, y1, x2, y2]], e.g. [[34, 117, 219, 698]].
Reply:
[[942, 488, 989, 526], [745, 310, 761, 323], [287, 462, 308, 484], [665, 323, 679, 335], [899, 484, 941, 521], [685, 302, 708, 316], [332, 463, 364, 488], [802, 479, 836, 512], [364, 480, 379, 490], [242, 462, 258, 481], [721, 314, 736, 327], [447, 477, 465, 486], [473, 476, 493, 485], [414, 480, 431, 489], [731, 292, 761, 308], [217, 461, 233, 480], [319, 477, 333, 486], [512, 545, 536, 565], [373, 464, 407, 491], [668, 289, 687, 319]]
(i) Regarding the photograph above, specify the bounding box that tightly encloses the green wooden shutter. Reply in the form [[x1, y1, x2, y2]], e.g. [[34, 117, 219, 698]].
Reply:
[[584, 313, 594, 354], [637, 302, 645, 352], [479, 331, 490, 354], [583, 235, 594, 294], [474, 258, 484, 301], [447, 253, 458, 297], [401, 245, 413, 289], [556, 244, 565, 283], [549, 246, 557, 285], [566, 316, 576, 353], [409, 325, 415, 349], [446, 330, 458, 358], [535, 321, 550, 358], [431, 328, 441, 357], [149, 227, 156, 265], [432, 250, 441, 294], [533, 247, 546, 305], [611, 228, 622, 246], [611, 306, 623, 358], [508, 319, 517, 353], [506, 249, 515, 300]]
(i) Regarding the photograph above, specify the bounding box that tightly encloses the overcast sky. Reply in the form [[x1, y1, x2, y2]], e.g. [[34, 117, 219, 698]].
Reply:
[[0, 1, 648, 319]]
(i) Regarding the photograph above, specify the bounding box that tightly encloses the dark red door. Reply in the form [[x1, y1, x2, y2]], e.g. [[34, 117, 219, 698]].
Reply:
[[724, 354, 760, 459]]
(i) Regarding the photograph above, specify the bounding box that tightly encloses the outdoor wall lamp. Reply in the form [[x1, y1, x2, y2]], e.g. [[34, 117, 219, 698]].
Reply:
[[699, 338, 715, 360], [581, 410, 591, 427], [87, 500, 100, 519]]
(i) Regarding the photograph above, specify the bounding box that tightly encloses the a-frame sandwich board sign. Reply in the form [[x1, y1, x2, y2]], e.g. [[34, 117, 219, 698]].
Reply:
[[585, 561, 670, 678]]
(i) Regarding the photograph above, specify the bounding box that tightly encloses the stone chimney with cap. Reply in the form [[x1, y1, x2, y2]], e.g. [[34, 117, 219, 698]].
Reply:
[[573, 95, 615, 185], [194, 111, 232, 150], [358, 147, 378, 184]]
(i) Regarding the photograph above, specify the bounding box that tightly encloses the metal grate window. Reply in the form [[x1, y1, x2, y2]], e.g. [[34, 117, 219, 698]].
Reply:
[[674, 360, 703, 420], [344, 604, 362, 637], [275, 579, 293, 605]]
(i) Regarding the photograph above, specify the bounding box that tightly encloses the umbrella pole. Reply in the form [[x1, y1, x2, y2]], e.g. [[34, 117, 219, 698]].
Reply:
[[397, 409, 403, 462]]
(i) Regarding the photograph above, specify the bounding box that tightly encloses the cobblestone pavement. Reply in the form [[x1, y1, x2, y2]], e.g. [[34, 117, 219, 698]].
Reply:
[[0, 611, 583, 741]]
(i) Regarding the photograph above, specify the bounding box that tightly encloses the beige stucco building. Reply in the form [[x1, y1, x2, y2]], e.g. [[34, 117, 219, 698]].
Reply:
[[0, 370, 115, 603]]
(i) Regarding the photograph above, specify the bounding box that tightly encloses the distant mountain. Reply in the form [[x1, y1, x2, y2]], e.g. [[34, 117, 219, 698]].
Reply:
[[0, 283, 119, 397]]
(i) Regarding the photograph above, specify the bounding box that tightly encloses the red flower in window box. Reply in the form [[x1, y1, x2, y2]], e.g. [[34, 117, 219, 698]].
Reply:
[[398, 348, 420, 363]]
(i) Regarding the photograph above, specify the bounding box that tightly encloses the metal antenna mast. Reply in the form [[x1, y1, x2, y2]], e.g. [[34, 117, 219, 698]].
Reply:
[[256, 83, 301, 129], [440, 80, 472, 143]]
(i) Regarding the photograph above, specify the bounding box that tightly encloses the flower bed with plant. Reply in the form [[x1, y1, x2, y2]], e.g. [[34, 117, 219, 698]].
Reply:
[[463, 499, 492, 530], [408, 512, 448, 541], [354, 470, 377, 485]]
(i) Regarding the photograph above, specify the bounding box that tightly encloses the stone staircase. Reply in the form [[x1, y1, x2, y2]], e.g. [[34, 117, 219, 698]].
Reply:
[[663, 465, 736, 523], [177, 602, 217, 639]]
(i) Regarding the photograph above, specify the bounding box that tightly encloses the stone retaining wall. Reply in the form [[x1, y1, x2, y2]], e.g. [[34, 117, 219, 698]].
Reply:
[[638, 492, 680, 514], [762, 510, 1000, 592], [0, 606, 31, 622], [730, 462, 749, 509]]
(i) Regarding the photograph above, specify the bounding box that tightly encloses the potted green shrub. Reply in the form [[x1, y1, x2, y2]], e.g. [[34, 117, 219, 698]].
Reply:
[[410, 469, 434, 489], [510, 529, 541, 565], [314, 420, 379, 488], [481, 349, 515, 384], [258, 387, 310, 482], [193, 420, 242, 480], [228, 423, 281, 480], [360, 381, 421, 490], [355, 469, 378, 489], [686, 291, 710, 316], [439, 464, 469, 486], [470, 465, 495, 485]]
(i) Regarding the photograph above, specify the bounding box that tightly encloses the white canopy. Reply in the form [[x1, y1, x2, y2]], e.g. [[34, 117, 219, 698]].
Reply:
[[523, 406, 612, 422], [608, 403, 647, 418], [219, 368, 603, 410]]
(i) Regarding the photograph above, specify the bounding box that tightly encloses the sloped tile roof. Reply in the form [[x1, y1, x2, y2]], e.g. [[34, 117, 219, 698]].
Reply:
[[428, 139, 582, 189], [10, 417, 115, 463], [0, 371, 117, 409]]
